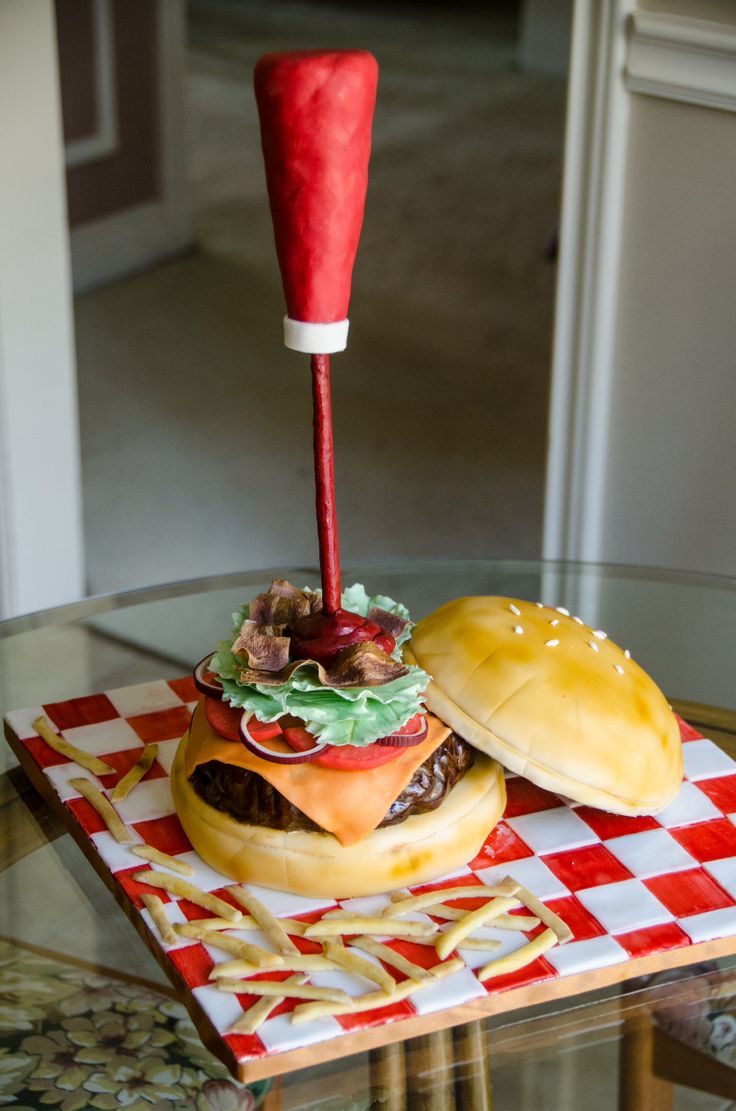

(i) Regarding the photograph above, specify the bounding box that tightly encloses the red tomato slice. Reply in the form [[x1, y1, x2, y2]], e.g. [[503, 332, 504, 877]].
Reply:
[[205, 698, 282, 743], [393, 713, 424, 736], [282, 725, 405, 770]]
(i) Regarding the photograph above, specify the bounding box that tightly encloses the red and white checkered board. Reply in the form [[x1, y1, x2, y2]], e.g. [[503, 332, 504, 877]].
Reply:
[[7, 678, 736, 1082]]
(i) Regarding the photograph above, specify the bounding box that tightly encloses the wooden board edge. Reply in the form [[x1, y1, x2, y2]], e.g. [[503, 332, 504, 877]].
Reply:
[[231, 931, 736, 1082]]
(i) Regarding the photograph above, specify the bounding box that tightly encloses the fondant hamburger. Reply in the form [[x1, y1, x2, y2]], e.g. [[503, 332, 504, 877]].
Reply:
[[170, 581, 507, 898], [171, 588, 683, 899]]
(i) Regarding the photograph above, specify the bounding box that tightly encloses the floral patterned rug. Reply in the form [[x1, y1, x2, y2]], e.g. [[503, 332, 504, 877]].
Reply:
[[0, 939, 271, 1110]]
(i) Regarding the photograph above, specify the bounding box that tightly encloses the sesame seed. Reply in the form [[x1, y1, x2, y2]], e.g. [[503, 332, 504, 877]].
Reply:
[[573, 616, 584, 625], [535, 602, 544, 608], [556, 607, 570, 616], [624, 649, 631, 659], [545, 639, 560, 648], [550, 618, 559, 627], [588, 641, 599, 653], [593, 630, 607, 640], [509, 603, 521, 616], [614, 664, 624, 675], [513, 625, 524, 635]]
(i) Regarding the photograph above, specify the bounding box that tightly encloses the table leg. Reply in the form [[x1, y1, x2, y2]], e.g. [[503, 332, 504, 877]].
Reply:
[[618, 1015, 673, 1111], [369, 1040, 407, 1111], [452, 1021, 492, 1111], [405, 1029, 455, 1111], [261, 1075, 283, 1110]]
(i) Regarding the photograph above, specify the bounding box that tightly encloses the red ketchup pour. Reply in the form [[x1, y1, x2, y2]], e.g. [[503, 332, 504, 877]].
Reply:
[[310, 352, 342, 614], [290, 607, 395, 667]]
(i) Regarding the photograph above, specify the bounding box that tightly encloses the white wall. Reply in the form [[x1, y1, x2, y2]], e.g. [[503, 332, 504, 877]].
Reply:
[[545, 0, 736, 577], [0, 1, 85, 615], [604, 95, 736, 574]]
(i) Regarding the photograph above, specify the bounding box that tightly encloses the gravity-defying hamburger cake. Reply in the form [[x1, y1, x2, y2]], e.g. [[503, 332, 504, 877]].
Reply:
[[170, 50, 506, 897], [171, 49, 683, 901]]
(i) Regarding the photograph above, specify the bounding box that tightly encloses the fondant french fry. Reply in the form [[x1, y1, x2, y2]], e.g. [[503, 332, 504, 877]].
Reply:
[[229, 974, 309, 1035], [227, 887, 299, 955], [210, 954, 334, 979], [385, 878, 520, 918], [477, 928, 558, 982], [68, 777, 133, 843], [435, 897, 519, 961], [111, 745, 158, 801], [133, 872, 242, 923], [175, 917, 245, 933], [324, 940, 396, 993], [173, 922, 280, 967], [34, 717, 114, 776], [428, 905, 540, 931], [215, 979, 352, 1004], [349, 937, 435, 983], [292, 981, 420, 1025], [174, 914, 308, 936], [291, 958, 464, 1024], [141, 894, 178, 947], [516, 885, 573, 945], [131, 845, 193, 876], [305, 917, 436, 941], [452, 937, 503, 952]]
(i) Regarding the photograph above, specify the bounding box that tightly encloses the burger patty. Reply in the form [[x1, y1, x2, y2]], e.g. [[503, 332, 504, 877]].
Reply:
[[189, 732, 474, 834]]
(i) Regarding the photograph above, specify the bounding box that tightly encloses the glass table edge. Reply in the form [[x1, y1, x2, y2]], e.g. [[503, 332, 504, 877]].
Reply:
[[2, 558, 735, 638]]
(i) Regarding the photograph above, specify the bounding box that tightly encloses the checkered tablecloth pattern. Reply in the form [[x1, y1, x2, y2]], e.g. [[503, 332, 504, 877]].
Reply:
[[7, 680, 736, 1070]]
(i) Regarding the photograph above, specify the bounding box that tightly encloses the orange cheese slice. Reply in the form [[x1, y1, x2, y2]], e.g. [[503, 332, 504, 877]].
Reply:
[[185, 700, 451, 846]]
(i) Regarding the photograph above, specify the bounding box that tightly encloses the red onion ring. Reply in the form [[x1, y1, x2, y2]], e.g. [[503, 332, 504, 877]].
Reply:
[[193, 654, 224, 697], [376, 717, 428, 747], [239, 713, 329, 764]]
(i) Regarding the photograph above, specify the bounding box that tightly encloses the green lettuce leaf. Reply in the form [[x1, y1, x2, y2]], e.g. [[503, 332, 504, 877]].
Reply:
[[210, 585, 429, 746]]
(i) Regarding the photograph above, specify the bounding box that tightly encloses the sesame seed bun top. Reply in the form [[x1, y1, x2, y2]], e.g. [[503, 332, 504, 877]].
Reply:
[[404, 596, 682, 815]]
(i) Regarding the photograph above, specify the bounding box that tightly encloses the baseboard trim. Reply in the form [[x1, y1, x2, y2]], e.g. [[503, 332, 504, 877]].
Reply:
[[71, 201, 194, 294], [626, 11, 736, 114]]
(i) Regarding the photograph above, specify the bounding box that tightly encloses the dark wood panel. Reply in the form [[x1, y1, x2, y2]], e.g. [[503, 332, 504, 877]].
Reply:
[[55, 0, 97, 142], [60, 0, 160, 226]]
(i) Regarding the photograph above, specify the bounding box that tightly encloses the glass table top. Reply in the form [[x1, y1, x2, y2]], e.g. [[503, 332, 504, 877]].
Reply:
[[2, 559, 736, 1109]]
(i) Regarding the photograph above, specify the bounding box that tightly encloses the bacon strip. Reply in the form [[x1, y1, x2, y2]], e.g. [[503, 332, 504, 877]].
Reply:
[[325, 642, 409, 687], [248, 592, 310, 626], [238, 640, 408, 689], [248, 581, 322, 626], [368, 606, 410, 640], [232, 620, 290, 672], [233, 581, 408, 687], [268, 579, 307, 599]]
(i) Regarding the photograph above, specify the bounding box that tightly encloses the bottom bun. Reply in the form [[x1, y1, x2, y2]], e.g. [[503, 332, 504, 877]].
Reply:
[[171, 731, 506, 898]]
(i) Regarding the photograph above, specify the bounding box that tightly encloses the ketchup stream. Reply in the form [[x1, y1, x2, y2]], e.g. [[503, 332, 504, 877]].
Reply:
[[311, 353, 341, 615]]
